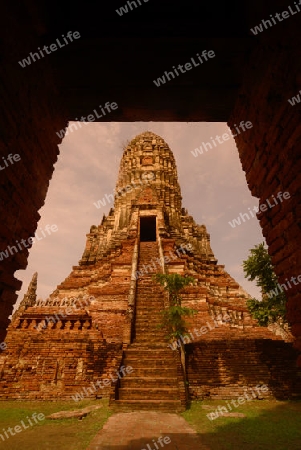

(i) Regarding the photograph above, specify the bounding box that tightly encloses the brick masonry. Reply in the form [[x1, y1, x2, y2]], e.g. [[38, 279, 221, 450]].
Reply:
[[1, 132, 300, 403]]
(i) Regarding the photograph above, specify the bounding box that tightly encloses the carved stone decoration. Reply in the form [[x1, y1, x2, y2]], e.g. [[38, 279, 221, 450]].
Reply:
[[29, 320, 37, 330], [73, 320, 81, 331], [64, 321, 72, 331], [82, 320, 90, 330], [21, 320, 28, 329], [55, 321, 63, 330], [141, 156, 153, 165]]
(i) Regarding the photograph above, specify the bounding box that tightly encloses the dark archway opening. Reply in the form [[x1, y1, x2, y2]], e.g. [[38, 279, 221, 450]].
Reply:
[[140, 216, 156, 242]]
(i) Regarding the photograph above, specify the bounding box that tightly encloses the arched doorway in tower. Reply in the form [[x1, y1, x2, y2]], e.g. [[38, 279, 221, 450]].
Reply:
[[140, 216, 156, 242]]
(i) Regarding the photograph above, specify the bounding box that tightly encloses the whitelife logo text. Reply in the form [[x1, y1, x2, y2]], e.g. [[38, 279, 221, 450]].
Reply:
[[228, 191, 290, 228], [18, 31, 81, 68], [153, 50, 215, 87]]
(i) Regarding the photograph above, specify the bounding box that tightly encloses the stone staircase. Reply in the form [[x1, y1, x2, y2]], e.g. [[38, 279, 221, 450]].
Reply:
[[110, 241, 185, 412]]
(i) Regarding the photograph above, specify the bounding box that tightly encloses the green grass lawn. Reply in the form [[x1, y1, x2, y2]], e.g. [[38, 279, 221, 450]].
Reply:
[[1, 398, 301, 450], [182, 399, 301, 450], [0, 399, 112, 450]]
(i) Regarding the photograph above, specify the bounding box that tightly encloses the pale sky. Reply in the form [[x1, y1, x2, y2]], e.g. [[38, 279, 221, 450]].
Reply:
[[14, 122, 264, 312]]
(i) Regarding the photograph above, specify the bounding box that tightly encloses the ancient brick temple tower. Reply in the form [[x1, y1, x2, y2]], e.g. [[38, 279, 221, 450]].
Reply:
[[0, 131, 300, 407]]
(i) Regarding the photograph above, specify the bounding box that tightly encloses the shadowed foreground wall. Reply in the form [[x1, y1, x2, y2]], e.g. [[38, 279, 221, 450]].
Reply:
[[229, 29, 301, 362], [0, 5, 66, 341], [0, 1, 301, 363]]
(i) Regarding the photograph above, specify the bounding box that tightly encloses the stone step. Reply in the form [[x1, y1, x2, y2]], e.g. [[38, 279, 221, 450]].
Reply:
[[135, 304, 164, 308], [134, 326, 165, 331], [130, 342, 169, 349], [136, 283, 164, 288], [135, 301, 164, 304], [134, 316, 164, 320], [135, 307, 163, 312], [134, 315, 163, 319], [136, 289, 163, 292], [136, 290, 163, 293], [135, 286, 163, 289], [125, 347, 172, 355], [135, 304, 164, 307], [135, 308, 164, 312], [111, 242, 183, 408], [133, 336, 168, 342], [135, 314, 164, 317], [125, 367, 177, 377], [134, 324, 164, 330], [132, 334, 166, 340], [134, 316, 163, 321], [136, 264, 161, 268], [133, 337, 168, 343], [135, 307, 164, 311], [111, 400, 183, 413], [124, 355, 174, 363], [139, 253, 160, 256], [134, 318, 163, 322], [133, 327, 166, 333], [137, 280, 162, 283], [120, 377, 178, 388], [118, 388, 179, 400], [126, 350, 172, 361], [132, 341, 169, 346], [135, 305, 163, 308], [134, 318, 163, 323], [136, 264, 161, 267], [123, 358, 175, 368], [138, 257, 160, 260], [135, 292, 164, 295]]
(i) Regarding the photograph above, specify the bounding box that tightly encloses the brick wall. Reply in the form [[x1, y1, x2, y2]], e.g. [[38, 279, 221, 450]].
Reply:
[[0, 4, 67, 341], [186, 338, 301, 400], [0, 328, 123, 400], [229, 29, 301, 362]]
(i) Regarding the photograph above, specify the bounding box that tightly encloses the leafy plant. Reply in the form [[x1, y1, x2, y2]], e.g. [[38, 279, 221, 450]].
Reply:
[[152, 273, 197, 389], [243, 242, 287, 326], [158, 304, 197, 341]]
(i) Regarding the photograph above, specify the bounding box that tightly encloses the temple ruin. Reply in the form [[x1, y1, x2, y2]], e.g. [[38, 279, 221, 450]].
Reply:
[[1, 2, 301, 368], [0, 131, 300, 410]]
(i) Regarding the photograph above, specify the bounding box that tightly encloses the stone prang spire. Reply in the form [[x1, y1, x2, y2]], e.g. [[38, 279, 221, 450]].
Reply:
[[11, 272, 37, 322], [81, 131, 215, 264]]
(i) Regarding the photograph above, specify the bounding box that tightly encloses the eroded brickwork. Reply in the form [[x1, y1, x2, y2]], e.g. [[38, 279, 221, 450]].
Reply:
[[1, 131, 299, 404]]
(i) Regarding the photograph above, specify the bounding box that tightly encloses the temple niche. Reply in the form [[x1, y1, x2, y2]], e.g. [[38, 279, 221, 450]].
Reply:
[[0, 131, 300, 407]]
